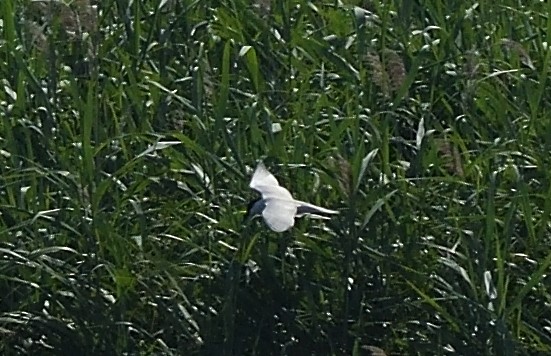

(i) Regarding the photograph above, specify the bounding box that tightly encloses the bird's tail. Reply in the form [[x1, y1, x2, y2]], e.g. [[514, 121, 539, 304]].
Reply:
[[295, 201, 339, 216]]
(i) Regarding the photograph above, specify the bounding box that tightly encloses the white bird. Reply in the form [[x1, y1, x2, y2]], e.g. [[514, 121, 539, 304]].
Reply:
[[245, 162, 339, 232]]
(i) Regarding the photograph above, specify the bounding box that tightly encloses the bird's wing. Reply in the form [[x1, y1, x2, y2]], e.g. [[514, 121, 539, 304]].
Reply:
[[295, 201, 339, 216], [254, 184, 294, 201], [249, 162, 281, 191], [262, 198, 297, 232], [249, 162, 295, 200]]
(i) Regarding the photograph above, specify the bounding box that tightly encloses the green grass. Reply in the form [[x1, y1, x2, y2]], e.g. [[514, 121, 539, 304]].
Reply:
[[1, 0, 551, 354]]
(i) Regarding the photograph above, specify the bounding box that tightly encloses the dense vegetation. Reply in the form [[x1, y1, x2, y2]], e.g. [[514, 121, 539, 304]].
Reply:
[[1, 0, 550, 354]]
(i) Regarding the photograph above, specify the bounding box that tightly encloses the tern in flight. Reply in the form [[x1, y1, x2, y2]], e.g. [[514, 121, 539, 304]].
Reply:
[[245, 162, 339, 232]]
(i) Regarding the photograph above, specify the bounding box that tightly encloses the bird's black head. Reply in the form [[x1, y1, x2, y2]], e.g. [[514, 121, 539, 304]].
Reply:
[[243, 197, 263, 222]]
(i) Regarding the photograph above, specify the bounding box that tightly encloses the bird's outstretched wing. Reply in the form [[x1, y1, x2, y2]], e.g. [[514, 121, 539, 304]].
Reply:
[[262, 198, 297, 232], [250, 162, 294, 200], [249, 162, 280, 191]]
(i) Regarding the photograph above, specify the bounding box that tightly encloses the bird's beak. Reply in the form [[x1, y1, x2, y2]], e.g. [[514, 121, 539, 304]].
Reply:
[[241, 209, 253, 224]]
